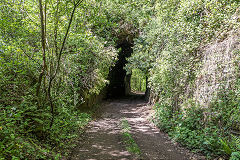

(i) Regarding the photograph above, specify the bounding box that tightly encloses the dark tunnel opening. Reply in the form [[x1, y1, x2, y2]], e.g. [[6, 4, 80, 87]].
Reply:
[[106, 40, 133, 98]]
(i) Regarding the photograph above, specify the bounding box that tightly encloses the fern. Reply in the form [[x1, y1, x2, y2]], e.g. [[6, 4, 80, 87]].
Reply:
[[220, 138, 232, 155], [232, 135, 240, 151], [230, 152, 240, 160]]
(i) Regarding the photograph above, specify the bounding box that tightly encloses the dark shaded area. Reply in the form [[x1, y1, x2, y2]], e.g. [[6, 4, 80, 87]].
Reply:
[[79, 39, 147, 109], [107, 40, 133, 98], [124, 92, 146, 101]]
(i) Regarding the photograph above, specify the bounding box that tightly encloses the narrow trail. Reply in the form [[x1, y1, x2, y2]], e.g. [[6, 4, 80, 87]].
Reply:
[[69, 97, 204, 160]]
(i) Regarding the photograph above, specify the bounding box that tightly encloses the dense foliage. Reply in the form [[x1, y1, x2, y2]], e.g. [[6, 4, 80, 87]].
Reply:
[[127, 0, 240, 159], [0, 0, 119, 159], [130, 69, 146, 92], [1, 0, 240, 159]]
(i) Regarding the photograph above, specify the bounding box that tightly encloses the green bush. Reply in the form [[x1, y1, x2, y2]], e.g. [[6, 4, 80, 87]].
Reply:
[[153, 93, 240, 158], [0, 0, 117, 158], [153, 102, 222, 157], [153, 103, 173, 132], [128, 0, 240, 158], [0, 96, 91, 159]]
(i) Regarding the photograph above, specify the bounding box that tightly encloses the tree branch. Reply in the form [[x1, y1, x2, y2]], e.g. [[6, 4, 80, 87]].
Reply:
[[36, 0, 47, 98], [48, 0, 84, 128]]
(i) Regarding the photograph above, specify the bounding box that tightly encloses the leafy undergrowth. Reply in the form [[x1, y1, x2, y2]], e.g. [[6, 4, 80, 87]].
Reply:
[[0, 102, 92, 160], [125, 0, 240, 159], [121, 119, 141, 159], [152, 97, 240, 159]]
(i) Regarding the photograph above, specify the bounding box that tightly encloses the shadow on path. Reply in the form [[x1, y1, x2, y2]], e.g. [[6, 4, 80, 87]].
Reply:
[[68, 96, 201, 160]]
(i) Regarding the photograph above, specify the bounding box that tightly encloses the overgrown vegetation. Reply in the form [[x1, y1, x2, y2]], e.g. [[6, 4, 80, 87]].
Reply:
[[1, 0, 240, 159], [126, 0, 240, 159], [0, 0, 119, 159], [121, 119, 141, 158], [152, 90, 240, 159], [130, 69, 147, 92], [0, 0, 153, 158]]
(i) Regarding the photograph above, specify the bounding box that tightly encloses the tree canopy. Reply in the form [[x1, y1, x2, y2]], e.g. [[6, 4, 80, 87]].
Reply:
[[1, 0, 240, 159]]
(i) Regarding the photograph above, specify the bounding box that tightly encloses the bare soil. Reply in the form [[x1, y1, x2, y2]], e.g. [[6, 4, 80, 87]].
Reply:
[[68, 97, 205, 160]]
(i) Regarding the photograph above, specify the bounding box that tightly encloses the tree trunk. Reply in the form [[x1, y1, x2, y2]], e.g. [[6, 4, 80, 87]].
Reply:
[[36, 0, 47, 99]]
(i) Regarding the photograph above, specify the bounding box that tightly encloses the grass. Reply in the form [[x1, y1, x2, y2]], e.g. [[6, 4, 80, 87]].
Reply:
[[120, 119, 141, 158]]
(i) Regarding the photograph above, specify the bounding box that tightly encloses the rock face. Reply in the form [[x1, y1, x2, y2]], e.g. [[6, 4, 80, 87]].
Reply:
[[194, 30, 240, 108], [107, 40, 133, 98]]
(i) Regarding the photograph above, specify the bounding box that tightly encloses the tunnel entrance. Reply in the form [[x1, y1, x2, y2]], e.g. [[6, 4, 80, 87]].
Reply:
[[107, 40, 133, 98]]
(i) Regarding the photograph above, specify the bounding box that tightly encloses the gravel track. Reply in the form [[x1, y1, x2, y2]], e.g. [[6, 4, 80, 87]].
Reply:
[[69, 98, 204, 160]]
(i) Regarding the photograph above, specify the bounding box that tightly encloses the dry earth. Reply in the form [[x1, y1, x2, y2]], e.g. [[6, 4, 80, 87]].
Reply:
[[68, 97, 205, 160]]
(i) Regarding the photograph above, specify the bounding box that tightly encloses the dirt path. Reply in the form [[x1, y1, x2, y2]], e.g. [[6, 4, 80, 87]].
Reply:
[[69, 98, 203, 160]]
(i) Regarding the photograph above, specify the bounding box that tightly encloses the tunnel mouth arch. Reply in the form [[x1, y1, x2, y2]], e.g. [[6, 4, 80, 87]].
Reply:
[[105, 23, 149, 99], [106, 39, 133, 98]]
